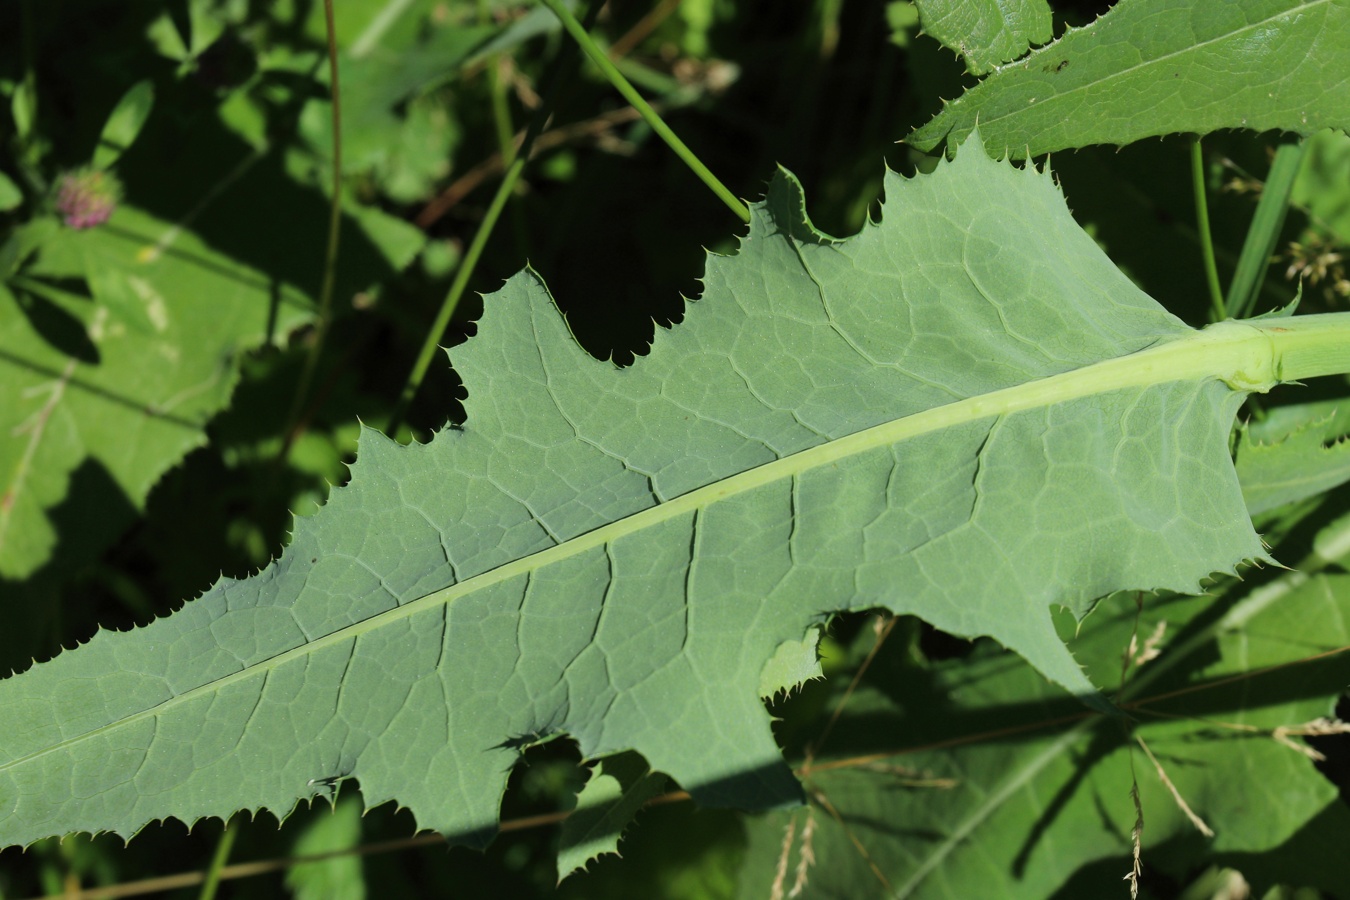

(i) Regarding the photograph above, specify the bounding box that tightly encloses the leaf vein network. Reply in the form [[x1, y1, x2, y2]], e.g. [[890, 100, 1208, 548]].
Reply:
[[527, 312, 662, 504]]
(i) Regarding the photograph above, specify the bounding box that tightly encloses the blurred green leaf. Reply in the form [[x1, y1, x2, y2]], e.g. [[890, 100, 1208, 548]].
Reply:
[[144, 13, 190, 63], [378, 94, 458, 206], [285, 795, 366, 900], [78, 242, 159, 334], [10, 80, 36, 145], [298, 19, 495, 196], [886, 1, 922, 48], [1293, 129, 1350, 243], [146, 0, 246, 64], [0, 171, 21, 211], [92, 80, 155, 171]]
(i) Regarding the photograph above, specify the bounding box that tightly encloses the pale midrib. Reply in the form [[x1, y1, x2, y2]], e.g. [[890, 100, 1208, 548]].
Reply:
[[956, 0, 1329, 133], [3, 319, 1279, 773]]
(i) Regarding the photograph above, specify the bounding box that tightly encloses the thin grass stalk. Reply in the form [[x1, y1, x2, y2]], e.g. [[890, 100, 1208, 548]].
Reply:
[[537, 0, 750, 223], [196, 817, 237, 900], [1189, 135, 1227, 321], [1226, 140, 1307, 319], [387, 0, 603, 435], [281, 0, 344, 460]]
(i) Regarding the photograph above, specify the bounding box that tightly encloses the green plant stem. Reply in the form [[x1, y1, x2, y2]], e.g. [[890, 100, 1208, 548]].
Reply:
[[489, 57, 517, 168], [1189, 136, 1226, 321], [390, 156, 523, 432], [282, 0, 344, 460], [1226, 140, 1307, 319], [387, 1, 602, 436], [538, 0, 750, 224], [488, 54, 529, 257], [480, 0, 517, 169], [198, 817, 238, 900]]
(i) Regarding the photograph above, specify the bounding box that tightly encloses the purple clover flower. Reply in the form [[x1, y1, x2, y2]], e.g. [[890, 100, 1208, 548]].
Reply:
[[55, 169, 121, 230]]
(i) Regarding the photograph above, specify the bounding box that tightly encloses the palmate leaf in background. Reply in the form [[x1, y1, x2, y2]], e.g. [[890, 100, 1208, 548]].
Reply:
[[909, 0, 1350, 157], [0, 192, 423, 663], [0, 207, 315, 585], [296, 13, 498, 205], [912, 0, 1052, 75], [4, 132, 1343, 851], [736, 515, 1350, 898]]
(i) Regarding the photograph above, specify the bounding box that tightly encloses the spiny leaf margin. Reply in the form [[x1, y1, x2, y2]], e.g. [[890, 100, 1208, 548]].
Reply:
[[0, 132, 1270, 853]]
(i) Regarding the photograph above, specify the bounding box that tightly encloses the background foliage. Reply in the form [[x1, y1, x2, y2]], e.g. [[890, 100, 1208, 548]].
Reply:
[[1, 0, 1349, 897]]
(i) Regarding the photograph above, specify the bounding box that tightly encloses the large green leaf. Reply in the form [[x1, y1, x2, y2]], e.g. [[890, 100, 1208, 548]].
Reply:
[[735, 514, 1350, 898], [2, 134, 1347, 851], [910, 0, 1350, 157]]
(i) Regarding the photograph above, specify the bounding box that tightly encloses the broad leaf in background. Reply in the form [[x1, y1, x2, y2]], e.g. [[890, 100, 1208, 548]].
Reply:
[[1293, 129, 1350, 243], [557, 753, 668, 880], [910, 0, 1350, 157], [0, 134, 1298, 851], [1237, 398, 1350, 516], [0, 207, 309, 586], [296, 8, 497, 205], [92, 80, 155, 172], [0, 186, 421, 662], [735, 515, 1350, 898], [285, 794, 366, 900], [912, 0, 1052, 74], [0, 39, 428, 663]]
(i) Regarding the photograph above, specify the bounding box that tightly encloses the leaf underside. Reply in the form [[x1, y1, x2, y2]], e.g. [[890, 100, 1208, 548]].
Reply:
[[0, 133, 1267, 850]]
